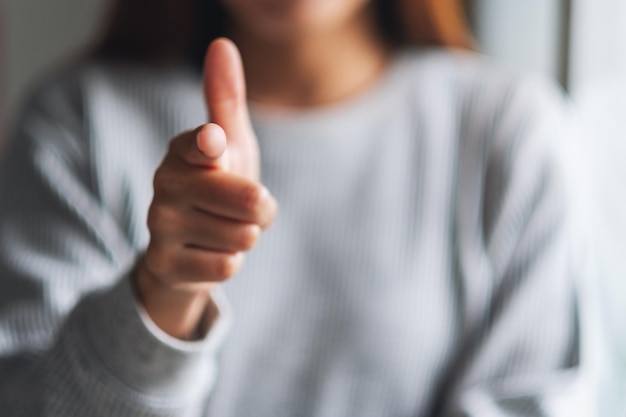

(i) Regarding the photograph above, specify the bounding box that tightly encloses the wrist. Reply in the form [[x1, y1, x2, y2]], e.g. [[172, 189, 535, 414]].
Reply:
[[133, 258, 218, 340]]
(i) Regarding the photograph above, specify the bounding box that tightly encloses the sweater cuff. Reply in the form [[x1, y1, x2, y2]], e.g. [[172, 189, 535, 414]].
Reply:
[[73, 271, 231, 399]]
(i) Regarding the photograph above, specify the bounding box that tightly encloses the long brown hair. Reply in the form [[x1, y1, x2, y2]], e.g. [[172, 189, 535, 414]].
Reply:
[[96, 0, 473, 68]]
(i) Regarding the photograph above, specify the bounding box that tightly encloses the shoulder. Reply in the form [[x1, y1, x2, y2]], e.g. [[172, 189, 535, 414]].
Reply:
[[398, 47, 569, 125], [401, 48, 571, 156], [10, 60, 205, 155], [15, 59, 202, 128], [397, 47, 575, 180], [393, 48, 573, 172], [9, 60, 131, 150], [398, 48, 582, 236], [14, 63, 92, 135], [4, 61, 155, 184], [4, 63, 99, 174]]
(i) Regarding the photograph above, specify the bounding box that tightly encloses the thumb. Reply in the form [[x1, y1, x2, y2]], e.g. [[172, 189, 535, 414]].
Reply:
[[203, 38, 255, 149]]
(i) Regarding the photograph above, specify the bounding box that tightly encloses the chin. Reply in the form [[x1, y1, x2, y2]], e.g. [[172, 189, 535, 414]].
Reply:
[[224, 0, 367, 42]]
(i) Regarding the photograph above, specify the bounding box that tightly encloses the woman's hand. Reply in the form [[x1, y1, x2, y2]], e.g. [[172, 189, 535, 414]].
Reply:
[[135, 38, 278, 340]]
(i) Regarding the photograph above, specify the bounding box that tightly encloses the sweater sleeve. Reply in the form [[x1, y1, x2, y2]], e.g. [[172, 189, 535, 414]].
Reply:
[[444, 77, 588, 417], [0, 73, 230, 417]]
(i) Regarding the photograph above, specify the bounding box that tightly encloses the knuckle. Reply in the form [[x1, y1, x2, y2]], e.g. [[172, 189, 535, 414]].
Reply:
[[152, 167, 171, 194], [144, 243, 172, 277], [167, 140, 177, 154], [169, 128, 200, 161], [240, 183, 266, 219], [235, 224, 260, 251], [147, 204, 175, 233], [169, 131, 190, 153], [146, 205, 162, 232], [261, 199, 278, 229], [213, 253, 241, 281], [153, 167, 184, 198], [170, 133, 186, 149]]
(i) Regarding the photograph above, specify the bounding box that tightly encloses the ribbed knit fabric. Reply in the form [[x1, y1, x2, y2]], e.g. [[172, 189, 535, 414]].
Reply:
[[0, 49, 583, 416]]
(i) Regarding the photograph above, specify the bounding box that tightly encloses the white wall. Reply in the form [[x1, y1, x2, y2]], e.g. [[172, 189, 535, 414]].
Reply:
[[472, 0, 564, 81], [568, 2, 626, 414], [569, 0, 626, 94], [1, 0, 109, 136]]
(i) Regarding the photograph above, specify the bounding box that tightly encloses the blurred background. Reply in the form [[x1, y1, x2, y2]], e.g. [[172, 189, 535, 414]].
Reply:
[[0, 0, 625, 414]]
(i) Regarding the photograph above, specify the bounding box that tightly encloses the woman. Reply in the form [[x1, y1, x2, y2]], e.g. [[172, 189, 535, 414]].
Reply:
[[0, 0, 583, 415]]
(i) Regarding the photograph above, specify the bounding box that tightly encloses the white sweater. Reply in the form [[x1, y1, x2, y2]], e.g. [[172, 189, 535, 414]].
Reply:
[[0, 49, 584, 416]]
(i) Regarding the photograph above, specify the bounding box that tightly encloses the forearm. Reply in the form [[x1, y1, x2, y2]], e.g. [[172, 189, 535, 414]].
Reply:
[[0, 272, 230, 417]]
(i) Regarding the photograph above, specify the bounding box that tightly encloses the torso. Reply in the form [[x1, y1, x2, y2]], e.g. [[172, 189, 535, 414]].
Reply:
[[80, 49, 539, 416]]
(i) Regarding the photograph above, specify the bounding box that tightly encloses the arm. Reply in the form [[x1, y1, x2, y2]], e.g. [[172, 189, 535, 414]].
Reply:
[[0, 76, 229, 417], [444, 78, 587, 417], [0, 39, 276, 417]]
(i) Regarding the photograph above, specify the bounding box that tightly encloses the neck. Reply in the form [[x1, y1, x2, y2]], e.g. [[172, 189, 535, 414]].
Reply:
[[229, 7, 393, 108]]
